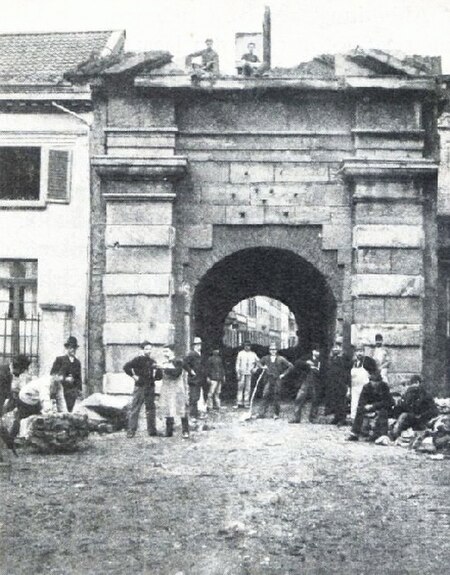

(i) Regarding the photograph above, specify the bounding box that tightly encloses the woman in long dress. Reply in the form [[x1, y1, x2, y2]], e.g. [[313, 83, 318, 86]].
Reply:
[[158, 345, 190, 438]]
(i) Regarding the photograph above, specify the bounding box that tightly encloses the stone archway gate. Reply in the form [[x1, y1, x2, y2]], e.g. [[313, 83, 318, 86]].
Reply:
[[89, 54, 441, 393]]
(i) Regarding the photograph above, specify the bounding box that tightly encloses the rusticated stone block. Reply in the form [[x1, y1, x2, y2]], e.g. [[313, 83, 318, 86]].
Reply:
[[351, 323, 422, 346], [355, 248, 391, 273], [106, 201, 172, 225], [105, 225, 173, 247], [225, 206, 265, 225], [181, 225, 213, 249], [103, 273, 171, 296], [201, 184, 252, 205], [229, 163, 274, 183], [355, 100, 419, 131], [352, 275, 424, 297], [105, 295, 170, 323], [106, 247, 172, 274], [384, 297, 422, 323], [103, 321, 173, 345], [390, 249, 423, 274], [189, 162, 230, 183], [353, 298, 385, 323], [274, 163, 330, 183], [108, 95, 175, 127], [264, 206, 330, 225], [322, 224, 352, 250], [353, 225, 424, 248]]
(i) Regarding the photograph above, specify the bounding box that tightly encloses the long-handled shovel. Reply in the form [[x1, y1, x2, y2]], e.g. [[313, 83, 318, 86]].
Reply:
[[241, 368, 266, 422]]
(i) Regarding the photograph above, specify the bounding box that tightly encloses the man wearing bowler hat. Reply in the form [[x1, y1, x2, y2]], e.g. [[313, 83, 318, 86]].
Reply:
[[50, 335, 82, 412]]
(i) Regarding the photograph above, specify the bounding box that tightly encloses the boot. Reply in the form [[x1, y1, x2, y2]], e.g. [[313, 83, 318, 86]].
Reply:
[[165, 417, 174, 437], [181, 417, 189, 439]]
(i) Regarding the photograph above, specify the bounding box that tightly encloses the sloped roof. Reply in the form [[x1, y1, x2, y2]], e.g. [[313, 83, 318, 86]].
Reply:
[[0, 30, 125, 85]]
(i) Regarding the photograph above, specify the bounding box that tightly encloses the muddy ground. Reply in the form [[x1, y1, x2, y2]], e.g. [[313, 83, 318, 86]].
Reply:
[[1, 404, 450, 575]]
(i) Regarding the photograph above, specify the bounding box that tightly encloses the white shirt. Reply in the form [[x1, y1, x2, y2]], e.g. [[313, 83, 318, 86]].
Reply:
[[236, 350, 259, 376], [19, 376, 67, 413]]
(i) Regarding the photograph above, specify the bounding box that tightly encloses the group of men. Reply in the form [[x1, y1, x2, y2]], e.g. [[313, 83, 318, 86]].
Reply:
[[185, 38, 262, 79], [234, 333, 439, 442], [2, 331, 439, 447], [0, 336, 82, 441]]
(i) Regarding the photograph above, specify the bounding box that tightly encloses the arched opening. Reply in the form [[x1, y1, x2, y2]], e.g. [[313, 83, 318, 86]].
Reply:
[[223, 296, 298, 350], [191, 247, 337, 399]]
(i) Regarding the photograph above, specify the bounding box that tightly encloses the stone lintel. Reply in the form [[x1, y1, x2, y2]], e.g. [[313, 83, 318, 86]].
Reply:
[[40, 303, 74, 312], [339, 158, 438, 179], [92, 156, 187, 181], [352, 274, 424, 297]]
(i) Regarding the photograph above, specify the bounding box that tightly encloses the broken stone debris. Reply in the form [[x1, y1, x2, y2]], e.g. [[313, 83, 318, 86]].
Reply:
[[73, 393, 129, 432], [24, 413, 90, 453]]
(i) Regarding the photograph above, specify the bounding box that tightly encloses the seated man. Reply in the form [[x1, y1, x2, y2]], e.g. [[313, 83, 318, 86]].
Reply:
[[10, 373, 68, 440], [347, 368, 393, 442], [240, 42, 260, 76], [185, 38, 220, 78], [390, 375, 438, 440]]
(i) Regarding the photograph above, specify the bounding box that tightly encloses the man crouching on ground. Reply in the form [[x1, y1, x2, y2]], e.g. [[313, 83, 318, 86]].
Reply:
[[390, 375, 438, 440], [347, 366, 393, 442], [10, 373, 68, 440]]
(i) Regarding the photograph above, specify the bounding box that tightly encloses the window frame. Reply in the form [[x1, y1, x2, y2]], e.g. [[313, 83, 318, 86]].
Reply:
[[0, 145, 72, 208]]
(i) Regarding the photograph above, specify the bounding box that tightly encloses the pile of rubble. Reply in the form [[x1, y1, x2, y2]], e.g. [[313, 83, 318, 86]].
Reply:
[[24, 413, 90, 453]]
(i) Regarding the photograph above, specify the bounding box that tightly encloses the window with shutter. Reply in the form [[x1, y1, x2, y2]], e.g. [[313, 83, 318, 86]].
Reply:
[[47, 149, 71, 203]]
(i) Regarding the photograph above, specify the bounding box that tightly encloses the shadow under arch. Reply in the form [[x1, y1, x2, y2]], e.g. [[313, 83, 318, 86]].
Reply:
[[191, 247, 337, 358]]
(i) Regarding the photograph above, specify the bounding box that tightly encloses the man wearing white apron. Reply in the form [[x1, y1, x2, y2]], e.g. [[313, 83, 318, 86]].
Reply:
[[350, 346, 370, 421]]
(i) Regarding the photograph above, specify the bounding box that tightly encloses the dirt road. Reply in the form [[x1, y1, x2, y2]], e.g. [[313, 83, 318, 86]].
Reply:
[[1, 406, 450, 574]]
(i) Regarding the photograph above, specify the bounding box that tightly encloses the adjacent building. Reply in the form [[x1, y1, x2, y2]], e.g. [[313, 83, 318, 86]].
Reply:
[[0, 30, 125, 377]]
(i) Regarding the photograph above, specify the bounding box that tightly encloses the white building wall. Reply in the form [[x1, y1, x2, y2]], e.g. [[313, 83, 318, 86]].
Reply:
[[0, 113, 91, 378]]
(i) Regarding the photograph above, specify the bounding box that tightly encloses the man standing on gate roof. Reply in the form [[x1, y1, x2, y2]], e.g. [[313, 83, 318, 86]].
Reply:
[[257, 342, 293, 420], [50, 336, 82, 412], [287, 346, 322, 424], [372, 333, 391, 385], [123, 340, 161, 438], [183, 336, 204, 420], [235, 340, 260, 409]]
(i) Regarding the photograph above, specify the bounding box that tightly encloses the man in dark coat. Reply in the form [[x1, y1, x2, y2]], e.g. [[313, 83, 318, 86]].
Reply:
[[50, 336, 82, 412], [123, 340, 161, 438], [0, 354, 31, 415], [390, 375, 438, 440], [287, 347, 322, 423], [326, 345, 352, 425], [206, 348, 225, 410], [257, 342, 293, 419], [347, 369, 394, 441], [183, 337, 204, 419]]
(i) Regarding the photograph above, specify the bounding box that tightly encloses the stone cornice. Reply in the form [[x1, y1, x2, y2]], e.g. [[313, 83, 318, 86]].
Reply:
[[338, 158, 438, 179], [92, 156, 188, 182], [135, 74, 437, 93]]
